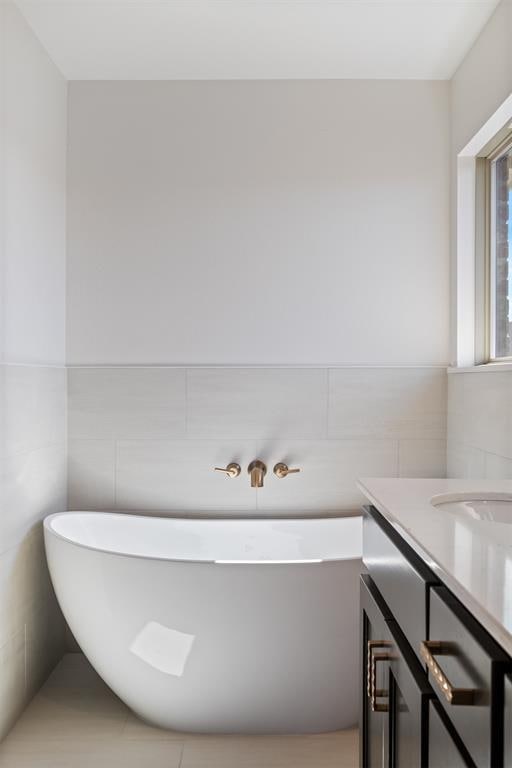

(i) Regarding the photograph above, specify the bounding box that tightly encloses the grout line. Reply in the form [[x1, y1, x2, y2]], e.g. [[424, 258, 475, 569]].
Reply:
[[325, 368, 331, 439], [1, 439, 67, 462], [64, 363, 451, 369], [184, 369, 189, 438], [178, 741, 185, 768], [71, 436, 408, 444], [1, 363, 66, 369], [113, 441, 118, 509], [23, 623, 28, 695], [65, 367, 69, 514]]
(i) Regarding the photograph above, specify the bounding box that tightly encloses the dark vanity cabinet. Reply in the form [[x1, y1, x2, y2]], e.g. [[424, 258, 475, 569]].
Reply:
[[361, 506, 512, 768], [428, 700, 475, 768], [361, 574, 432, 768], [361, 573, 393, 767], [505, 676, 512, 766]]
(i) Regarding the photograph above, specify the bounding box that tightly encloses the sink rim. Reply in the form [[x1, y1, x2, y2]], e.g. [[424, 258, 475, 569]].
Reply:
[[430, 491, 512, 509]]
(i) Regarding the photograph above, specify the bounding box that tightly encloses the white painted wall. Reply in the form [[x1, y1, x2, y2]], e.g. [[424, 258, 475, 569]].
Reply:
[[0, 2, 67, 740], [66, 80, 450, 517], [451, 0, 512, 156], [67, 80, 450, 366], [447, 0, 512, 477]]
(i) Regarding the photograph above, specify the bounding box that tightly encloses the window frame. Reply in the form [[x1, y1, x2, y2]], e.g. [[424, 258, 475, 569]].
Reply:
[[485, 132, 512, 362], [452, 94, 512, 371]]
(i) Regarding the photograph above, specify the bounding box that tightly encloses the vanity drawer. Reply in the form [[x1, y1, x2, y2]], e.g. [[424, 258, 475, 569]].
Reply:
[[426, 586, 510, 768], [362, 506, 438, 664]]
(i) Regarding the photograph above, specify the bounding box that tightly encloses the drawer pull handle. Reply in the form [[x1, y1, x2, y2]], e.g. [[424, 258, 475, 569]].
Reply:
[[367, 640, 391, 712], [419, 641, 476, 706]]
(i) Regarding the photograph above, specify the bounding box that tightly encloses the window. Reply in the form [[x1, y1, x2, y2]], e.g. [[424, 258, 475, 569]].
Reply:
[[489, 137, 512, 359]]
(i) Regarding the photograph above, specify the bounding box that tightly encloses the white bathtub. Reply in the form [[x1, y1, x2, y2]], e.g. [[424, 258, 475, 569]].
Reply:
[[44, 512, 362, 733]]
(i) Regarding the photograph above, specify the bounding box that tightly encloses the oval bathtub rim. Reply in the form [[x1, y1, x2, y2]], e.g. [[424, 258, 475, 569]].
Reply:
[[43, 510, 363, 567]]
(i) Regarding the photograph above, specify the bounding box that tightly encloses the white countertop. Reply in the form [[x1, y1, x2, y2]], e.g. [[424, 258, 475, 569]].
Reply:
[[357, 478, 512, 657]]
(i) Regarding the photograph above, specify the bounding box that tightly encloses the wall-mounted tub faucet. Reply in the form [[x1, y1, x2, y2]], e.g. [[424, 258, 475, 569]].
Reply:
[[214, 461, 300, 486], [248, 460, 267, 488]]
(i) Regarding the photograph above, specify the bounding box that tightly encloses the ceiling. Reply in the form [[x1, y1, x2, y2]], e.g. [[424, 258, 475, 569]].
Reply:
[[16, 0, 500, 81]]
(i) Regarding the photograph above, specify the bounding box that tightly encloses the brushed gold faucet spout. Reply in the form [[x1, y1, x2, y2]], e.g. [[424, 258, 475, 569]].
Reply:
[[248, 460, 267, 488]]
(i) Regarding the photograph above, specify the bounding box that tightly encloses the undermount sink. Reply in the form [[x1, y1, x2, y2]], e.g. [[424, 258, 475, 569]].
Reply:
[[431, 493, 512, 523]]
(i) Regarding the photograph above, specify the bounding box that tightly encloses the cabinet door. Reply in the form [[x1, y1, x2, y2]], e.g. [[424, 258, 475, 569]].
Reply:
[[428, 700, 475, 768], [388, 618, 432, 768], [361, 574, 393, 768], [504, 675, 512, 768], [361, 574, 433, 768]]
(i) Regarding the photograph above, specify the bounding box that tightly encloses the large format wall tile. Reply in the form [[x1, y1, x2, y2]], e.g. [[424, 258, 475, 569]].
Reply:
[[0, 367, 66, 460], [484, 453, 512, 479], [447, 371, 512, 481], [116, 437, 398, 513], [187, 368, 328, 439], [68, 440, 116, 510], [328, 367, 447, 439], [68, 366, 448, 512], [0, 445, 67, 556], [256, 439, 398, 511], [0, 529, 55, 651], [0, 631, 26, 741], [0, 362, 67, 741], [448, 371, 512, 460], [115, 440, 259, 511], [68, 368, 186, 440], [398, 439, 446, 478], [1, 1, 67, 741], [25, 595, 66, 701], [446, 439, 486, 479]]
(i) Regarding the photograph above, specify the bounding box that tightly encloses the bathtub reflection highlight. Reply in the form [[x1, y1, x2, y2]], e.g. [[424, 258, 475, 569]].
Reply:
[[130, 621, 195, 676]]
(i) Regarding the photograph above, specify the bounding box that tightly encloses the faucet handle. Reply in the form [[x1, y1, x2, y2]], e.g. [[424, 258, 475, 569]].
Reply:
[[214, 463, 241, 478], [273, 462, 301, 479]]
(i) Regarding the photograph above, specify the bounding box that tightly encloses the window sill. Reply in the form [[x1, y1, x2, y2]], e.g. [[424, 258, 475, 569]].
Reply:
[[448, 361, 512, 374]]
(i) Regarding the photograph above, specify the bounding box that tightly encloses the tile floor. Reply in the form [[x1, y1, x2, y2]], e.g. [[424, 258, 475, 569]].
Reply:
[[0, 654, 359, 767]]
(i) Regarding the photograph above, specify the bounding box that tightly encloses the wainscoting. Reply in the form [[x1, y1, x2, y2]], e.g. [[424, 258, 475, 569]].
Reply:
[[68, 366, 447, 514], [0, 365, 67, 739], [448, 369, 512, 478]]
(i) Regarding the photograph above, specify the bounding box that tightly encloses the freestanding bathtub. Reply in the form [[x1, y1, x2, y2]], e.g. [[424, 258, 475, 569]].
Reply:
[[44, 512, 362, 733]]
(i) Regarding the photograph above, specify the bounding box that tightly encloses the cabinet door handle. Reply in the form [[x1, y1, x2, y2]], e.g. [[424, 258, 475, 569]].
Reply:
[[367, 640, 391, 712], [419, 641, 477, 706]]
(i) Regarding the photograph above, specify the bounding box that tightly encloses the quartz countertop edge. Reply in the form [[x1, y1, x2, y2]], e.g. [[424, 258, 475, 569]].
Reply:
[[357, 477, 512, 658]]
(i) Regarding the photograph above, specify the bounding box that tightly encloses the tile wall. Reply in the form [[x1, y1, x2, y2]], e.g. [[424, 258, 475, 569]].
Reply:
[[447, 370, 512, 478], [0, 3, 67, 739], [68, 366, 447, 514], [0, 366, 67, 739]]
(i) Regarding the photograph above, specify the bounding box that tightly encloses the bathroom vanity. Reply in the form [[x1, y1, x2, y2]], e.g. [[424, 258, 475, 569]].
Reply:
[[358, 479, 512, 768]]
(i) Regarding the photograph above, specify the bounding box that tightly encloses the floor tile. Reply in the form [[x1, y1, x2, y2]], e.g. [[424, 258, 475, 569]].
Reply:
[[179, 729, 359, 768], [122, 711, 189, 741], [0, 740, 183, 767], [0, 654, 359, 767], [4, 685, 129, 743]]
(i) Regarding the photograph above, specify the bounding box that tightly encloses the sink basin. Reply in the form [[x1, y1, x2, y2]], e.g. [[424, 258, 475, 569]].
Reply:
[[431, 493, 512, 523]]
